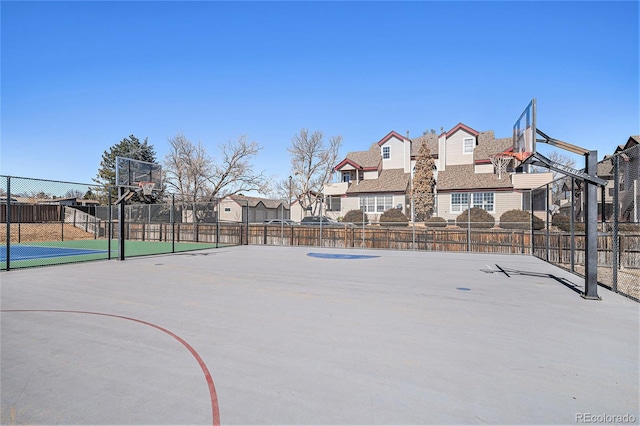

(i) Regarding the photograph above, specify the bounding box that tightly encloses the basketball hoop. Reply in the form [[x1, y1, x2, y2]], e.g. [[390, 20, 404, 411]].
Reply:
[[489, 153, 512, 179], [138, 181, 156, 196]]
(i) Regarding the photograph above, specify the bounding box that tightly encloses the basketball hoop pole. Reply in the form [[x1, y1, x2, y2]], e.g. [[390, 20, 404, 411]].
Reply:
[[514, 99, 603, 300], [119, 186, 125, 261], [582, 150, 600, 300], [520, 131, 602, 300]]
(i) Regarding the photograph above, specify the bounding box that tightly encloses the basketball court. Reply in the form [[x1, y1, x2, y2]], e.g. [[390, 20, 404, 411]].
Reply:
[[2, 245, 638, 425]]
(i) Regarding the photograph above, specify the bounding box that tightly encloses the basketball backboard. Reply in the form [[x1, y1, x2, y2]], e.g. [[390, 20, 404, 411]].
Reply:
[[115, 156, 163, 189], [513, 98, 536, 155]]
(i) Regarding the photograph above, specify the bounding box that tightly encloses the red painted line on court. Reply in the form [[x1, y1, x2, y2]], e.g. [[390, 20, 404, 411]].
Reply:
[[1, 309, 220, 426]]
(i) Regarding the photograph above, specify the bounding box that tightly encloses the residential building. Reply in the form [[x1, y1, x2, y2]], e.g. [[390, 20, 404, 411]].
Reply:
[[323, 123, 554, 223], [556, 135, 638, 223], [613, 136, 639, 222], [219, 195, 289, 223]]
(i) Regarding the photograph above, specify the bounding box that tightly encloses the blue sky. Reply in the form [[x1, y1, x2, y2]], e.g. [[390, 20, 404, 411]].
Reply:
[[1, 1, 638, 190]]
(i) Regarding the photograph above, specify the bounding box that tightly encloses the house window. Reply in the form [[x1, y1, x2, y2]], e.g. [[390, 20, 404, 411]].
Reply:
[[451, 192, 494, 213], [463, 137, 475, 154], [451, 193, 469, 213], [522, 189, 546, 211], [342, 172, 351, 183], [326, 196, 341, 212], [382, 146, 390, 159], [360, 194, 393, 213], [224, 207, 231, 212], [472, 192, 494, 212]]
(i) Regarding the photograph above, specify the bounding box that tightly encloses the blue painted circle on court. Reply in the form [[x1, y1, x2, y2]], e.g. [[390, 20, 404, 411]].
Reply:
[[456, 287, 472, 291], [307, 253, 380, 260]]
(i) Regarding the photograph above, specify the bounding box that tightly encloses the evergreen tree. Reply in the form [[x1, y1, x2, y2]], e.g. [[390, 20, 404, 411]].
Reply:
[[412, 143, 436, 221], [93, 135, 156, 201]]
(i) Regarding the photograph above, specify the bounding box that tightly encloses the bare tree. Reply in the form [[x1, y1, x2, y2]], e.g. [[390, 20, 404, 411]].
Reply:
[[546, 150, 577, 179], [164, 133, 212, 203], [287, 129, 342, 215], [207, 135, 270, 198], [64, 189, 85, 199], [164, 133, 269, 202]]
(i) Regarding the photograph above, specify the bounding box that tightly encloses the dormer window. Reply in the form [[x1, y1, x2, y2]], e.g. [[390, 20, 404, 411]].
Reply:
[[463, 138, 475, 154], [382, 146, 390, 159]]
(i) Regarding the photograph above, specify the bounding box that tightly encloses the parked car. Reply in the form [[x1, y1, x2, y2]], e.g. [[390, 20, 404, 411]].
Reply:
[[300, 216, 343, 226], [263, 219, 298, 225]]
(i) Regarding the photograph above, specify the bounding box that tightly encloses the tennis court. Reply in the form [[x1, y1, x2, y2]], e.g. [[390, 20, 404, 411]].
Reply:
[[1, 246, 638, 425], [1, 240, 224, 269], [0, 244, 109, 260]]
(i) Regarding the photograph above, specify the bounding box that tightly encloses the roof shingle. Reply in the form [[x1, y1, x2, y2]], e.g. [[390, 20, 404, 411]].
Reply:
[[437, 165, 513, 191], [346, 169, 410, 194]]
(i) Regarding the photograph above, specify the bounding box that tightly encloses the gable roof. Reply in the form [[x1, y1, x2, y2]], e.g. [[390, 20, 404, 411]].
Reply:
[[436, 164, 513, 191], [377, 130, 408, 146], [334, 158, 364, 170], [338, 142, 381, 171], [440, 123, 480, 138], [613, 136, 639, 154], [346, 169, 410, 194], [228, 195, 287, 210]]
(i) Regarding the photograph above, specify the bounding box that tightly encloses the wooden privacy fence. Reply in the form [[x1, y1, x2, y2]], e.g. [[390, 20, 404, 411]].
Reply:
[[533, 231, 640, 269], [250, 224, 533, 254], [112, 222, 244, 246], [1, 204, 61, 223]]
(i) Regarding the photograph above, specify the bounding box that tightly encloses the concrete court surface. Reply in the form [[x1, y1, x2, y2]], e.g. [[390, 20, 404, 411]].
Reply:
[[1, 245, 638, 425]]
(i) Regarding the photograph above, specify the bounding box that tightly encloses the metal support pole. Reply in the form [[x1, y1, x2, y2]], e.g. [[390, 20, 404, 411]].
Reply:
[[545, 184, 550, 261], [600, 185, 606, 231], [5, 177, 11, 270], [119, 187, 125, 260], [571, 178, 575, 271], [107, 191, 112, 260], [467, 193, 471, 252], [362, 207, 365, 248], [411, 193, 415, 251], [215, 198, 220, 249], [319, 196, 323, 247], [245, 200, 249, 245], [171, 194, 175, 253], [612, 155, 619, 293], [583, 150, 600, 300], [529, 189, 534, 255]]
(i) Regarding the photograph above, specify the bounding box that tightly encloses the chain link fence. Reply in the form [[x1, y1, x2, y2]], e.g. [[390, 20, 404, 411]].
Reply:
[[531, 144, 640, 301], [1, 177, 243, 270], [1, 176, 113, 269]]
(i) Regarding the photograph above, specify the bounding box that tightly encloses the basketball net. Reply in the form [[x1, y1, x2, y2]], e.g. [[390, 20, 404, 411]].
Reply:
[[489, 151, 533, 179], [489, 153, 512, 180], [138, 181, 156, 196]]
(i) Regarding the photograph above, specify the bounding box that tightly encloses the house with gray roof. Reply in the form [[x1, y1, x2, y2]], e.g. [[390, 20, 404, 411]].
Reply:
[[323, 122, 554, 223], [219, 195, 289, 223]]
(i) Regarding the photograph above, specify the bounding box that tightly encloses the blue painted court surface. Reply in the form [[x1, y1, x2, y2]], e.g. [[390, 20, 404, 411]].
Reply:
[[0, 245, 108, 261]]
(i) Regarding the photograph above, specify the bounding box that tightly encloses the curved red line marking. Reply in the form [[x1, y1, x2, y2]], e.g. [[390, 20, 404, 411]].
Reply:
[[1, 309, 220, 426]]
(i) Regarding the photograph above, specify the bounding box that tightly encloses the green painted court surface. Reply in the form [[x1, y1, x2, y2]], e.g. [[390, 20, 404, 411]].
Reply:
[[1, 240, 226, 269]]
